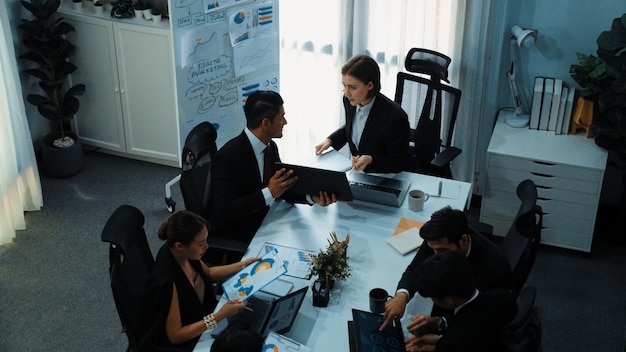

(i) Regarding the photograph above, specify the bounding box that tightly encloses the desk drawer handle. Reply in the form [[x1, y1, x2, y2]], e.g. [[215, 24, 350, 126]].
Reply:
[[532, 161, 556, 166], [531, 172, 554, 178]]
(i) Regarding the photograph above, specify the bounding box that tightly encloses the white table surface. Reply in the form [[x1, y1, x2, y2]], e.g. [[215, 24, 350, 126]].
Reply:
[[194, 171, 472, 351]]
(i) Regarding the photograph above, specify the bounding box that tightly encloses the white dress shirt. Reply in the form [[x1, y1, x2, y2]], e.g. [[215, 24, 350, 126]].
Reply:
[[244, 128, 275, 206], [351, 96, 375, 149]]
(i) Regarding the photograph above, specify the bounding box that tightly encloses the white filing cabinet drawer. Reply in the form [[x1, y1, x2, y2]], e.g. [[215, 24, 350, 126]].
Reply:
[[480, 113, 608, 253]]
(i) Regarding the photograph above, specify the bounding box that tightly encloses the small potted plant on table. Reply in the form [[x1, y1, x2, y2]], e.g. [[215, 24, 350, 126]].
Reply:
[[309, 232, 351, 307]]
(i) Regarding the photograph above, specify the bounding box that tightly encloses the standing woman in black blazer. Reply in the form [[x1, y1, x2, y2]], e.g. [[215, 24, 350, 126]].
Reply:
[[315, 54, 411, 173]]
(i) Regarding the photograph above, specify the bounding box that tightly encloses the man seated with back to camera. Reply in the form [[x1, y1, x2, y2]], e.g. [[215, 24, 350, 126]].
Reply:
[[208, 90, 337, 263], [380, 206, 512, 331], [405, 251, 517, 352]]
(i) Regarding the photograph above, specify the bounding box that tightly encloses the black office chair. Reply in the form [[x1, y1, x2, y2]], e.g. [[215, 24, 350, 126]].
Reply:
[[499, 179, 543, 299], [501, 285, 543, 352], [178, 122, 247, 265], [101, 205, 154, 352], [394, 48, 462, 179]]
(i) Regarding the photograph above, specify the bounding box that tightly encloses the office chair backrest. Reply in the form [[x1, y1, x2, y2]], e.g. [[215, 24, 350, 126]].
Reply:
[[395, 48, 462, 178], [178, 122, 247, 265], [501, 286, 542, 352], [499, 179, 543, 299], [101, 205, 155, 352], [180, 122, 218, 220]]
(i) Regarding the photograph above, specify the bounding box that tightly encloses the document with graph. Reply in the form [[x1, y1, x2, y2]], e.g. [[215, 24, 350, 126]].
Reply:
[[221, 248, 287, 300], [257, 242, 316, 279]]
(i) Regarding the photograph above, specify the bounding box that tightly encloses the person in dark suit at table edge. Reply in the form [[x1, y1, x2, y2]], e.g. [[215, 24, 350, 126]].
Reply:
[[209, 90, 337, 259], [315, 54, 412, 173], [381, 206, 512, 331], [404, 251, 517, 352]]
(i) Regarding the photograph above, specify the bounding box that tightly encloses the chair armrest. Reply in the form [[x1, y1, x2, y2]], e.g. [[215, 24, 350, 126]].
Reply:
[[431, 147, 462, 168]]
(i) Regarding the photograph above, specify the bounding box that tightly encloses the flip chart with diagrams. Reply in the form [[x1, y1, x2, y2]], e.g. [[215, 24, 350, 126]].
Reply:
[[169, 0, 279, 148]]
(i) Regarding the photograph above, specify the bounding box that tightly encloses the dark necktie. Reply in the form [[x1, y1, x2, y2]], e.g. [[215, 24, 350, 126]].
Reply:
[[263, 145, 271, 185]]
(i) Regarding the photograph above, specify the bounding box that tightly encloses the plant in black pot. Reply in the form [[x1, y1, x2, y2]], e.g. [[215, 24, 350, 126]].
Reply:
[[570, 13, 626, 243], [19, 0, 86, 178], [309, 232, 350, 306], [569, 13, 626, 158]]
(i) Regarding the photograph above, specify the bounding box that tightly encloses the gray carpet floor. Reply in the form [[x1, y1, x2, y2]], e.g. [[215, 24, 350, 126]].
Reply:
[[0, 151, 625, 351]]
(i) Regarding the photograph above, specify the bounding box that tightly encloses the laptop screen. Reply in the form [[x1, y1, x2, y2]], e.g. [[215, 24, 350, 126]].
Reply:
[[261, 286, 308, 336]]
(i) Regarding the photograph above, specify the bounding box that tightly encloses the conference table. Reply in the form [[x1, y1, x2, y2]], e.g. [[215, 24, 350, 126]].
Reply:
[[194, 171, 472, 351]]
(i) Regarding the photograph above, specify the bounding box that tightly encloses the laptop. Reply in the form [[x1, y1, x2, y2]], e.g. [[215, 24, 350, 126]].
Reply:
[[212, 286, 309, 338], [349, 308, 406, 352], [347, 172, 411, 207], [275, 162, 354, 201]]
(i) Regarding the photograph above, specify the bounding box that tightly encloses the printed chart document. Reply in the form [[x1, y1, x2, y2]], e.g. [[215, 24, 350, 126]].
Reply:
[[264, 331, 311, 352], [257, 242, 315, 279], [222, 248, 287, 300]]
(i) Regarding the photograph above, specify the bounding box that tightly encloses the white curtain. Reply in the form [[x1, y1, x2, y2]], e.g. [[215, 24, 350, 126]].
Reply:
[[454, 1, 507, 191], [0, 3, 43, 245], [277, 0, 466, 172]]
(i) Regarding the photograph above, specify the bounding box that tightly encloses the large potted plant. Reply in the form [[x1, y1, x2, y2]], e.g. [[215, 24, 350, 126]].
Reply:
[[570, 13, 626, 243], [569, 13, 626, 157], [19, 0, 86, 178]]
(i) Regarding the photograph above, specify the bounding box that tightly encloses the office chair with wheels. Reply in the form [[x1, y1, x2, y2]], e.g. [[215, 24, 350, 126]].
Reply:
[[394, 48, 462, 178], [501, 285, 542, 352], [499, 179, 543, 299], [101, 204, 154, 352], [178, 122, 248, 265]]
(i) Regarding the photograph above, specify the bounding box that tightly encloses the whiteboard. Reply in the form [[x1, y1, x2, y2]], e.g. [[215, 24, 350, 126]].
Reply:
[[168, 0, 279, 149]]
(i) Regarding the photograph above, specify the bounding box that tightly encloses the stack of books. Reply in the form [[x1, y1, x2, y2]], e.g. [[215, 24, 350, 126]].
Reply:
[[528, 76, 577, 134]]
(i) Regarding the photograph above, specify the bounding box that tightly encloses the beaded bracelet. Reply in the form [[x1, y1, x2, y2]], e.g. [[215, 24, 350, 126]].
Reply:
[[203, 313, 218, 330]]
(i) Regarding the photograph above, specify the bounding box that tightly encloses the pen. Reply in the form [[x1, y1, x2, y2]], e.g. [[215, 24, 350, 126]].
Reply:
[[243, 306, 254, 311], [438, 181, 442, 197], [348, 168, 354, 176]]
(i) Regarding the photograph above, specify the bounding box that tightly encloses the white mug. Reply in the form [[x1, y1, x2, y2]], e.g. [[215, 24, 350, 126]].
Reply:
[[408, 189, 429, 212]]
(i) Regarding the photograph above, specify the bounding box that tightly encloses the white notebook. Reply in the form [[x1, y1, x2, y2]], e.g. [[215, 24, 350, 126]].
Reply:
[[387, 227, 424, 255]]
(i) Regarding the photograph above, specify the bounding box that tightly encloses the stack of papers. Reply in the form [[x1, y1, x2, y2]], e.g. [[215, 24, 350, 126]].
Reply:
[[393, 217, 424, 235], [387, 227, 424, 255], [388, 218, 424, 255]]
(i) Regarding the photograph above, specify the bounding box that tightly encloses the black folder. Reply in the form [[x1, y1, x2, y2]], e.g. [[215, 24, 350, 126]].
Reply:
[[275, 162, 354, 201]]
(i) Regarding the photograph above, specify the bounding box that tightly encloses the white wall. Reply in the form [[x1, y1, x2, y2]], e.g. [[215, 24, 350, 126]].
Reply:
[[495, 0, 623, 115]]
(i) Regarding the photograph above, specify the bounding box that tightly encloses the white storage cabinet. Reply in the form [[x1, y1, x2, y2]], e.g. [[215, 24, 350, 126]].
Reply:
[[480, 113, 608, 253], [62, 8, 180, 167]]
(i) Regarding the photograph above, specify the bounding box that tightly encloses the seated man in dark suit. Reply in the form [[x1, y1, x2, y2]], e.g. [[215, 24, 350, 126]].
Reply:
[[404, 251, 517, 352], [209, 90, 337, 261], [381, 206, 512, 330]]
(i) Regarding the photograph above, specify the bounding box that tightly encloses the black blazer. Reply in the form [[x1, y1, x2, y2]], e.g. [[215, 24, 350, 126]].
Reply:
[[209, 131, 303, 243], [436, 288, 517, 352], [396, 229, 513, 300], [328, 92, 410, 173]]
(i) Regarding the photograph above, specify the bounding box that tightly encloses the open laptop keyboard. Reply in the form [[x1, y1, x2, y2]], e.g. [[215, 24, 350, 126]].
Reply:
[[349, 181, 401, 197]]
